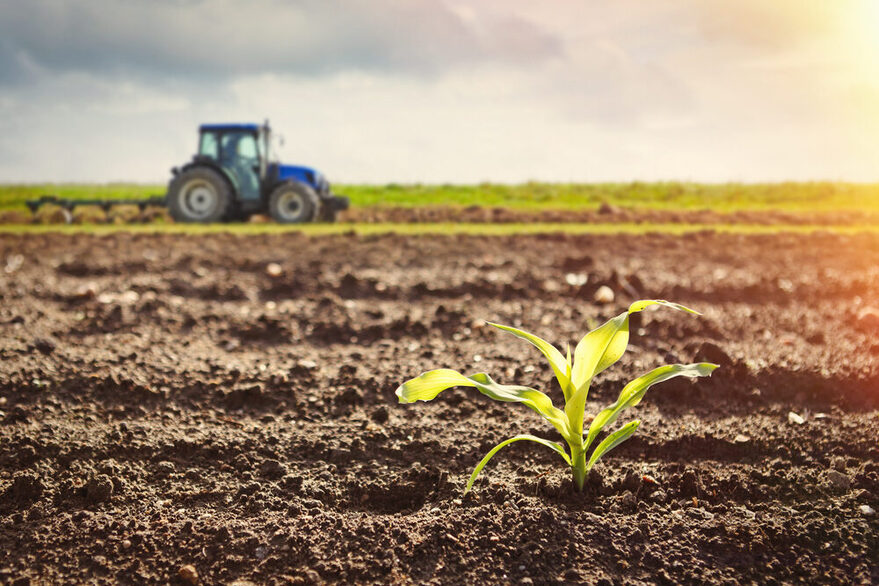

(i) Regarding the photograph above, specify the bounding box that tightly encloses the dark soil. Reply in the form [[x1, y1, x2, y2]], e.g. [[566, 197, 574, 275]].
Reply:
[[0, 231, 877, 585], [342, 205, 879, 226], [4, 205, 879, 226]]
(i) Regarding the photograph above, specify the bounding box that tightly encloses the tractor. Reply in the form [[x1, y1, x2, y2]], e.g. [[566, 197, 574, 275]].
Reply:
[[166, 121, 348, 223]]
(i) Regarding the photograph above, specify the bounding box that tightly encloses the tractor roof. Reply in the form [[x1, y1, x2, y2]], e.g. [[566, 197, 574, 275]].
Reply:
[[199, 123, 260, 133]]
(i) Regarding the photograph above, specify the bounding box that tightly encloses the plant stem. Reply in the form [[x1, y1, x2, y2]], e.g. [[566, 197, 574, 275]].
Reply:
[[570, 442, 587, 492]]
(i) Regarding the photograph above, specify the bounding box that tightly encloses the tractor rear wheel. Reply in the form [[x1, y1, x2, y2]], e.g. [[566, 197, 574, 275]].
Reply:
[[268, 182, 319, 224], [167, 167, 231, 223]]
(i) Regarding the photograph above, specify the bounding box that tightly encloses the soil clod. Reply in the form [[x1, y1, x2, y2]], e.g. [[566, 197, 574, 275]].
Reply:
[[85, 474, 114, 503]]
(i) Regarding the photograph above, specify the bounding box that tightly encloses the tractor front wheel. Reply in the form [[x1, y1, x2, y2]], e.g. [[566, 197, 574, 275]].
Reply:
[[167, 167, 231, 223], [268, 183, 319, 224]]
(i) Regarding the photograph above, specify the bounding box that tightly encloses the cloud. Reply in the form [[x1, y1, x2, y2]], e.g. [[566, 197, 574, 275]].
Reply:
[[0, 0, 878, 183], [0, 0, 561, 84]]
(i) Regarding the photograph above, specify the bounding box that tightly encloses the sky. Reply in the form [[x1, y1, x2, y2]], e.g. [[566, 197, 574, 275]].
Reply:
[[1, 0, 879, 184]]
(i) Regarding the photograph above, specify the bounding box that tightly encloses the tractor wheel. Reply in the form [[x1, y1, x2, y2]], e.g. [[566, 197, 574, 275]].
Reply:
[[268, 182, 319, 224], [167, 167, 231, 223]]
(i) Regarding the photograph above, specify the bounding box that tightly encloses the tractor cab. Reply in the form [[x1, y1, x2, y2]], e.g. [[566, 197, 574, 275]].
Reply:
[[165, 121, 348, 223], [197, 123, 265, 202]]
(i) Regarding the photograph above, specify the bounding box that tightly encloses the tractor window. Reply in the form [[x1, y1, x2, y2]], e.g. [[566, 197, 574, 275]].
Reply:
[[199, 132, 219, 159], [220, 132, 258, 162], [236, 134, 258, 159]]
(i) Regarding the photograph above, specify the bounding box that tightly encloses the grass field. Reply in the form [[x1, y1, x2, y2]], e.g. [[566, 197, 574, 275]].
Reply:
[[2, 181, 879, 212]]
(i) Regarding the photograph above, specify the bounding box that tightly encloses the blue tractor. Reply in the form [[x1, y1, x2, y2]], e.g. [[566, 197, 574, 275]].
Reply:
[[166, 121, 348, 223]]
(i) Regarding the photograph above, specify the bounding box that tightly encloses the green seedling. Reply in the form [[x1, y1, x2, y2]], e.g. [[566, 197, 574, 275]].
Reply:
[[396, 300, 718, 493]]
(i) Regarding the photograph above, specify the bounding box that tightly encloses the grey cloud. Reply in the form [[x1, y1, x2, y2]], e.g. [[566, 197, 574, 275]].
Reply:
[[0, 0, 562, 84]]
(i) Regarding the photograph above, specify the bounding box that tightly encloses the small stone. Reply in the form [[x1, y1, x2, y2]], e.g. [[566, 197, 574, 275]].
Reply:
[[298, 359, 318, 370], [831, 457, 846, 472], [787, 411, 805, 425], [733, 434, 750, 444], [859, 504, 875, 516], [593, 285, 615, 304], [121, 539, 132, 550], [97, 293, 116, 304], [620, 492, 637, 509], [4, 254, 24, 273], [650, 490, 667, 504], [177, 564, 199, 585], [118, 290, 139, 305], [565, 273, 588, 287], [156, 461, 175, 476], [265, 263, 284, 278], [826, 470, 850, 491]]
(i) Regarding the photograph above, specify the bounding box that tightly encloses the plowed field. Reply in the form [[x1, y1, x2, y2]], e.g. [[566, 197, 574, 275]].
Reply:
[[1, 232, 877, 584]]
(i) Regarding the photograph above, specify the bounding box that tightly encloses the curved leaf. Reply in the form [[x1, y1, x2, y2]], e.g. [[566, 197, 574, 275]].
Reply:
[[487, 322, 574, 399], [396, 369, 573, 440], [465, 434, 572, 494], [567, 300, 701, 434], [584, 362, 718, 451], [586, 420, 640, 471]]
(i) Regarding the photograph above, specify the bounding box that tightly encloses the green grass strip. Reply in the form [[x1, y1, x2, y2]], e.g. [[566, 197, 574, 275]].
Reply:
[[3, 181, 879, 212]]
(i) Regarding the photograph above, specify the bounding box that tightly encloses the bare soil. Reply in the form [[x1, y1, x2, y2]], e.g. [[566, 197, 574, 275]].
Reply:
[[0, 231, 877, 585], [3, 205, 879, 226], [342, 206, 879, 226]]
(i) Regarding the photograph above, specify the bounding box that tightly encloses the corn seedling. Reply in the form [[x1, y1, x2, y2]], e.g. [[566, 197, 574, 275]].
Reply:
[[396, 300, 718, 493]]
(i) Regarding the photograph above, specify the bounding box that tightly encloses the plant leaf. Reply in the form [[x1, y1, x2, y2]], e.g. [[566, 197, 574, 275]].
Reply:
[[396, 369, 573, 440], [584, 362, 718, 451], [465, 434, 572, 494], [567, 300, 700, 435], [487, 322, 574, 399], [586, 420, 640, 471]]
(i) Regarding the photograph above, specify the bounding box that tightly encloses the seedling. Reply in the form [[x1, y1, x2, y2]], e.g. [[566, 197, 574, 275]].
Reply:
[[396, 300, 718, 493]]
